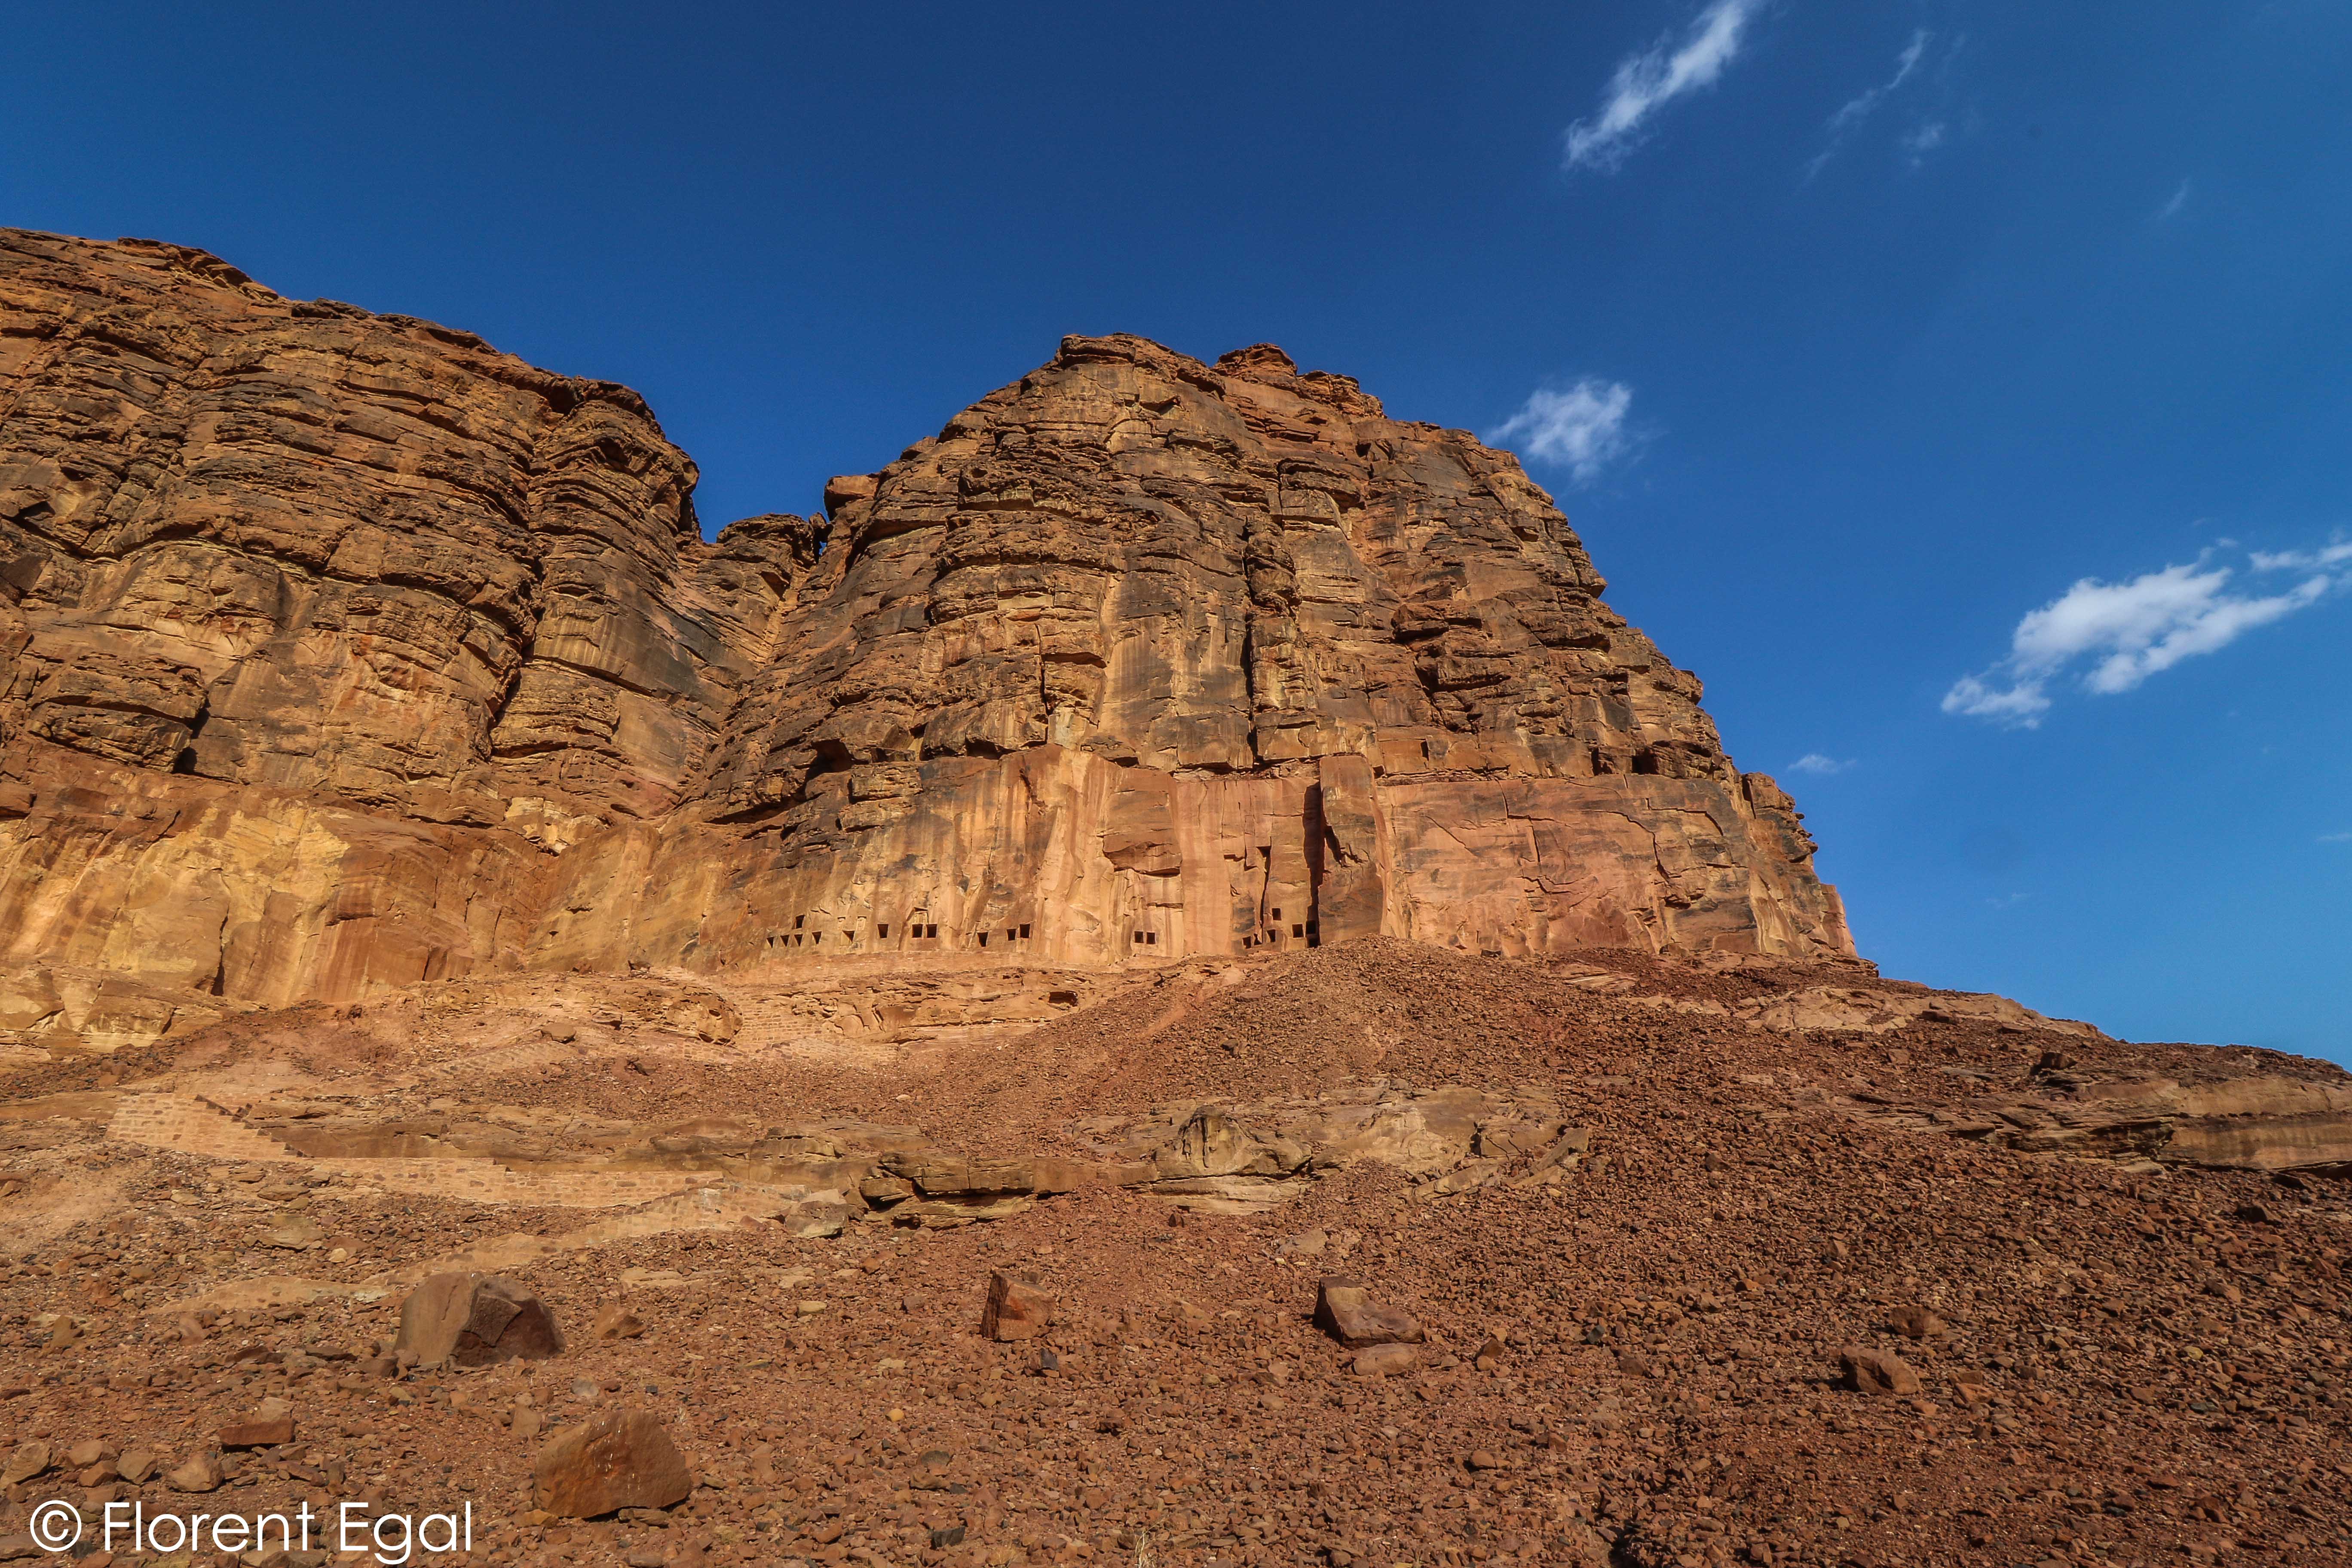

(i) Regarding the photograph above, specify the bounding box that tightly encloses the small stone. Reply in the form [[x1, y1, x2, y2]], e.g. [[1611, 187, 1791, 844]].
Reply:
[[796, 1299, 828, 1317], [1615, 1350, 1654, 1378], [1840, 1346, 1923, 1396], [1314, 1277, 1424, 1348], [931, 1524, 968, 1549], [514, 1406, 545, 1441], [1466, 1450, 1504, 1471], [165, 1452, 224, 1493], [115, 1449, 157, 1484], [591, 1303, 646, 1341], [1886, 1304, 1946, 1340], [981, 1271, 1053, 1342], [532, 1407, 693, 1518], [1351, 1344, 1419, 1378], [217, 1411, 295, 1449], [0, 1441, 50, 1485], [263, 1213, 325, 1250], [64, 1439, 108, 1469]]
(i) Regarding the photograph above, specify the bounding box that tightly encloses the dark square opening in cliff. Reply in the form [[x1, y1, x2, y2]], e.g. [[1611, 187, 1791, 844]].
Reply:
[[879, 923, 890, 938], [1020, 923, 1031, 939], [925, 924, 940, 939]]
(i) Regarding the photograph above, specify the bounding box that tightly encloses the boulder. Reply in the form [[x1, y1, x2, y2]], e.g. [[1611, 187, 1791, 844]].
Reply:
[[395, 1273, 564, 1368], [981, 1271, 1054, 1342], [164, 1452, 223, 1492], [1840, 1346, 1923, 1396], [532, 1409, 692, 1518], [1314, 1277, 1424, 1348]]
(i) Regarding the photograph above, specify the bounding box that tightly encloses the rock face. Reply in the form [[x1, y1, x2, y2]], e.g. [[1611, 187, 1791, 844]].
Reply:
[[0, 229, 798, 1031], [0, 230, 1848, 1047]]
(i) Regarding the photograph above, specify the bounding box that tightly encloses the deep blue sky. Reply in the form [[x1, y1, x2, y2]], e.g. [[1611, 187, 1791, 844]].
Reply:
[[9, 2, 2347, 1058]]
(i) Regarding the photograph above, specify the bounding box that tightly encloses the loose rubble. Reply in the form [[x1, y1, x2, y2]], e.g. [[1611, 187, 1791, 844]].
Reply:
[[0, 934, 2347, 1568]]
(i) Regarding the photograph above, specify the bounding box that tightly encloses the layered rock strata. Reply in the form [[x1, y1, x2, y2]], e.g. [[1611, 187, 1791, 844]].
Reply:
[[0, 230, 1848, 1041]]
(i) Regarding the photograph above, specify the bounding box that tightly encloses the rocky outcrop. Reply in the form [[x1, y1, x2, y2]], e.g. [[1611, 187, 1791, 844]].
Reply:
[[0, 231, 1849, 1050], [1841, 1062, 2352, 1176], [538, 333, 1850, 973], [0, 230, 803, 1019]]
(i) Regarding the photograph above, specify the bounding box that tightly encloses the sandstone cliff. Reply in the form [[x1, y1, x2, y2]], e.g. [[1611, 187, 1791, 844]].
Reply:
[[0, 230, 1846, 1045]]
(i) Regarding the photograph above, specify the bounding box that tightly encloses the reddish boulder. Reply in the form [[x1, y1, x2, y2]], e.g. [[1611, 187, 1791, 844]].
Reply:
[[981, 1271, 1054, 1341], [1840, 1346, 1923, 1396], [532, 1408, 692, 1518], [1315, 1277, 1425, 1348], [395, 1273, 564, 1369]]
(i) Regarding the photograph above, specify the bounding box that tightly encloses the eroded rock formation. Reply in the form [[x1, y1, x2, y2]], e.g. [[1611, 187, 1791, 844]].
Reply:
[[0, 230, 1847, 1045]]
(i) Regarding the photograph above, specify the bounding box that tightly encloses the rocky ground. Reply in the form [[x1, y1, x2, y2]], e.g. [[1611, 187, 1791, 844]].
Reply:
[[2, 940, 2348, 1568]]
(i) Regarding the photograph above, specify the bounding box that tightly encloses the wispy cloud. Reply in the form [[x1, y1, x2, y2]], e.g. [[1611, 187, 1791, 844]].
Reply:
[[1564, 0, 1764, 174], [2157, 179, 2192, 220], [1944, 547, 2350, 727], [2320, 831, 2352, 845], [1789, 753, 1852, 775], [1807, 30, 1929, 178], [1488, 379, 1636, 483], [2250, 541, 2352, 572], [1902, 121, 1948, 163]]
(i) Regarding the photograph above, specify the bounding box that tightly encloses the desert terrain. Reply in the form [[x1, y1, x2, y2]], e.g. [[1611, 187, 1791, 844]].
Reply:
[[3, 940, 2348, 1568], [0, 228, 2346, 1567]]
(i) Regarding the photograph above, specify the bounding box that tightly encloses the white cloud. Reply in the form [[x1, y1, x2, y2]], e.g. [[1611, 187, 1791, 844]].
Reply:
[[1789, 753, 1851, 775], [1806, 30, 1929, 178], [1944, 550, 2349, 727], [2320, 831, 2352, 845], [1488, 379, 1635, 482], [2250, 541, 2352, 571], [1830, 32, 1928, 130], [1903, 121, 1948, 159], [2157, 179, 2192, 220], [1564, 0, 1764, 174]]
